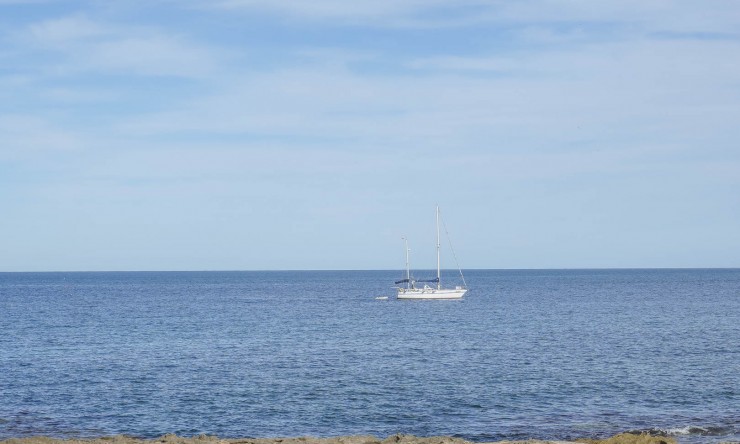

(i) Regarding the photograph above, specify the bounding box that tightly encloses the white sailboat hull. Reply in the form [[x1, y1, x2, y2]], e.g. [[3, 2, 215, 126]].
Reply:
[[397, 287, 467, 300]]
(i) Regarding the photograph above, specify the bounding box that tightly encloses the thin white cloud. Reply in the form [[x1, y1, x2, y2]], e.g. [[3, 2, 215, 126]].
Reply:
[[87, 36, 220, 78], [115, 33, 740, 144], [39, 86, 117, 103], [406, 56, 519, 73], [29, 14, 107, 46], [0, 114, 86, 159], [193, 0, 740, 35], [0, 0, 51, 3], [209, 0, 462, 21], [20, 14, 224, 79]]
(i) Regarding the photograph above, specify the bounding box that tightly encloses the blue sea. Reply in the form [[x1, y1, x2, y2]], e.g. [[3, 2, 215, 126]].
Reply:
[[0, 269, 738, 443]]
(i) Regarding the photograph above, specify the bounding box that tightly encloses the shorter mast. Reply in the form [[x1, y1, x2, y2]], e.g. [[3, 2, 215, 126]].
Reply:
[[436, 205, 441, 290]]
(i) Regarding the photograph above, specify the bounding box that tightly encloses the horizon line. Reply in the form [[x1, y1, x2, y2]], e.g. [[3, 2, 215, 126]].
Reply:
[[1, 267, 739, 273]]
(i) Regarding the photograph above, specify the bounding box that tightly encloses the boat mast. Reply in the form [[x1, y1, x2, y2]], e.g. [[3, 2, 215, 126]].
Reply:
[[403, 237, 410, 289], [436, 205, 441, 290]]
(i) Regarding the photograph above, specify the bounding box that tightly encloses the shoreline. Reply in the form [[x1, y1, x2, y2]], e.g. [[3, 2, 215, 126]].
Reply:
[[0, 433, 678, 444]]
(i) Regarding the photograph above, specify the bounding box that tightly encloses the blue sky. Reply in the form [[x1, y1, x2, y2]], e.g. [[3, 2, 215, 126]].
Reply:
[[1, 0, 739, 271]]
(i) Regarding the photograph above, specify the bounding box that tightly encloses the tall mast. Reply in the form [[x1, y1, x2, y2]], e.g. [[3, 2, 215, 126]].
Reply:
[[436, 205, 441, 290], [403, 237, 410, 289]]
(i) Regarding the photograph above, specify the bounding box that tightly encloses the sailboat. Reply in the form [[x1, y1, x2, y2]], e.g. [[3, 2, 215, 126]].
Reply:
[[395, 206, 468, 300]]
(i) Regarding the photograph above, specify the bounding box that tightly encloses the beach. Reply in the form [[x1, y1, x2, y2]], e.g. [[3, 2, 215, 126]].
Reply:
[[0, 433, 679, 444]]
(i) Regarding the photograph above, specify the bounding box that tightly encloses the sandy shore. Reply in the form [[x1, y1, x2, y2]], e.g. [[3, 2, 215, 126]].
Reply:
[[0, 432, 676, 444]]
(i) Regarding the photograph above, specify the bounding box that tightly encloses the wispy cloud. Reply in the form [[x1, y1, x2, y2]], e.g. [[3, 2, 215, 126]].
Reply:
[[207, 0, 475, 23], [0, 0, 51, 4], [195, 0, 740, 35], [18, 14, 224, 78], [29, 14, 106, 45], [0, 114, 87, 164], [86, 36, 221, 77]]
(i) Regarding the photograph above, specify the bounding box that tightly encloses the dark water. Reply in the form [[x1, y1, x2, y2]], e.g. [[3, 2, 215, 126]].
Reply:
[[1, 269, 738, 443]]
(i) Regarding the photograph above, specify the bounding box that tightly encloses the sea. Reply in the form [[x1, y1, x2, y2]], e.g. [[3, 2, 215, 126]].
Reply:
[[0, 269, 738, 443]]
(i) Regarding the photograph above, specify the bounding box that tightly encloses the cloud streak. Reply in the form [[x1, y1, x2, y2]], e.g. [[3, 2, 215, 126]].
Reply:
[[16, 14, 225, 79], [197, 0, 740, 35]]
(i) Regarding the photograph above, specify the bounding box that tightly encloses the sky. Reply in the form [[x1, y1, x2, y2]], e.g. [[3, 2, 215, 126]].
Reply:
[[1, 1, 739, 271]]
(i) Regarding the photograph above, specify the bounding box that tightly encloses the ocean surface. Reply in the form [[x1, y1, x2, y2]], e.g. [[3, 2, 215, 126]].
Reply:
[[0, 269, 738, 443]]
